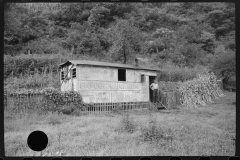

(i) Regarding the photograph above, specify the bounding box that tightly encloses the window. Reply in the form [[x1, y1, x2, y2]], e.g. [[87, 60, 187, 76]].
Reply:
[[118, 69, 126, 81], [61, 71, 64, 80], [72, 68, 76, 78]]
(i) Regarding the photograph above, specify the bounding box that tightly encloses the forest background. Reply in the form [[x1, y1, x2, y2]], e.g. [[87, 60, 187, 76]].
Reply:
[[4, 2, 235, 91]]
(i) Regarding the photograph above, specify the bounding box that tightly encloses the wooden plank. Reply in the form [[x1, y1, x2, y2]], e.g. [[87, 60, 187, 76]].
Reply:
[[100, 103, 101, 114], [102, 103, 104, 113], [98, 103, 99, 114], [94, 104, 96, 114], [95, 103, 97, 114], [95, 104, 97, 114], [106, 103, 108, 112]]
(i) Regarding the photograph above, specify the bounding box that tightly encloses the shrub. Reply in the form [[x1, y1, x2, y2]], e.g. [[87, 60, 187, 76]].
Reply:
[[139, 113, 173, 143], [112, 104, 124, 114], [41, 87, 85, 113], [5, 72, 60, 91], [157, 64, 209, 82], [5, 87, 86, 115], [4, 53, 68, 78], [118, 113, 137, 134]]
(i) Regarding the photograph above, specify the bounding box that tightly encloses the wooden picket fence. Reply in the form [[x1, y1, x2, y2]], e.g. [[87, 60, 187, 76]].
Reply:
[[81, 101, 151, 114], [4, 90, 181, 114]]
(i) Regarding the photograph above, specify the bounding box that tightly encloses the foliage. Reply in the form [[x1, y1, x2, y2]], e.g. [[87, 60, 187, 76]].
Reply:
[[157, 64, 209, 82], [41, 87, 85, 113], [5, 72, 60, 92], [4, 3, 235, 91], [108, 19, 145, 64], [88, 6, 110, 28], [4, 53, 67, 78], [139, 113, 173, 143], [118, 113, 137, 134], [112, 104, 124, 114], [211, 49, 235, 78], [5, 87, 85, 115], [178, 72, 224, 108]]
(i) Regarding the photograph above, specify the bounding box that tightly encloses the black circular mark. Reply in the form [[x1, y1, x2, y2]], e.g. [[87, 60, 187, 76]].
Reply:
[[27, 130, 48, 151]]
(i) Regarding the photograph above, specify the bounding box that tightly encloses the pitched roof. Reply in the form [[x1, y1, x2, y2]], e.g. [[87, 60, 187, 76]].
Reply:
[[59, 60, 158, 71]]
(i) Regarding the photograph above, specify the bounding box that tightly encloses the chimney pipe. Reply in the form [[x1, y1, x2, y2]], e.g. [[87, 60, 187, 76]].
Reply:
[[135, 58, 139, 67]]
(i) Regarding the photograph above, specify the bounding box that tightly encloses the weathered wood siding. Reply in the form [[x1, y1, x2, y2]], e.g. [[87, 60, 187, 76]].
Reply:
[[76, 66, 156, 103]]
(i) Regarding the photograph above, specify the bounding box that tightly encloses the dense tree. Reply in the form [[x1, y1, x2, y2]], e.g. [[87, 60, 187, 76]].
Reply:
[[108, 19, 144, 64], [4, 2, 235, 77]]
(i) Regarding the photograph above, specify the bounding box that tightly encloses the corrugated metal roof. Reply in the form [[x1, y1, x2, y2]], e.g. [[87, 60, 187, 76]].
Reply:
[[59, 60, 158, 71]]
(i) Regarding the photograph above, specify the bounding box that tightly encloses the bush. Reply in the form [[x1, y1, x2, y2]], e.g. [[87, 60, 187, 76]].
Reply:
[[41, 87, 85, 113], [5, 87, 85, 115], [112, 104, 124, 114], [139, 113, 173, 143], [118, 113, 137, 134], [5, 72, 60, 91], [4, 53, 68, 78], [157, 64, 209, 82]]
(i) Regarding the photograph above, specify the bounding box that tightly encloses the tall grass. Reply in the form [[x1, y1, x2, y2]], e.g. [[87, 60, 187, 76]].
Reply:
[[5, 72, 60, 91], [117, 113, 137, 134], [4, 53, 108, 78], [4, 91, 236, 156], [139, 111, 173, 143], [157, 63, 209, 82]]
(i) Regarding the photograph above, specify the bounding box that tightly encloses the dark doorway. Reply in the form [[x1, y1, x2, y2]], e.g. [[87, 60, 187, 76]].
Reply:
[[118, 69, 126, 81], [149, 76, 156, 102]]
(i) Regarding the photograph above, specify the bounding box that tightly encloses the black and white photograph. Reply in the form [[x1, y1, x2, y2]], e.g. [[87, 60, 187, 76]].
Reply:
[[4, 2, 235, 156]]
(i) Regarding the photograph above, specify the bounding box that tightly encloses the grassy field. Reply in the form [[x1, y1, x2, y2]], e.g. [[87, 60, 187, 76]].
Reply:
[[4, 91, 235, 156]]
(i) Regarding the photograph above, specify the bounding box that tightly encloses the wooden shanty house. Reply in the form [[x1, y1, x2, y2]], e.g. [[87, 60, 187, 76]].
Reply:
[[59, 60, 159, 104]]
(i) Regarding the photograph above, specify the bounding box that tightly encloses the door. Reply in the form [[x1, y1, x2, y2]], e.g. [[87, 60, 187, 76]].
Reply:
[[149, 76, 156, 102]]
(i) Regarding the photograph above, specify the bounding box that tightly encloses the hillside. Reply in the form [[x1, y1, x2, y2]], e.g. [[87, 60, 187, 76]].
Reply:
[[4, 2, 235, 91]]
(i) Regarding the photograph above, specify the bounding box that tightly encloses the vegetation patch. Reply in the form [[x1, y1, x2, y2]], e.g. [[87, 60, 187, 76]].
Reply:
[[117, 113, 137, 134], [139, 113, 173, 143]]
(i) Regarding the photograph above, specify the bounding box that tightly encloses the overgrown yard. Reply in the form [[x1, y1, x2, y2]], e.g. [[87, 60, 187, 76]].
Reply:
[[4, 91, 235, 156]]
